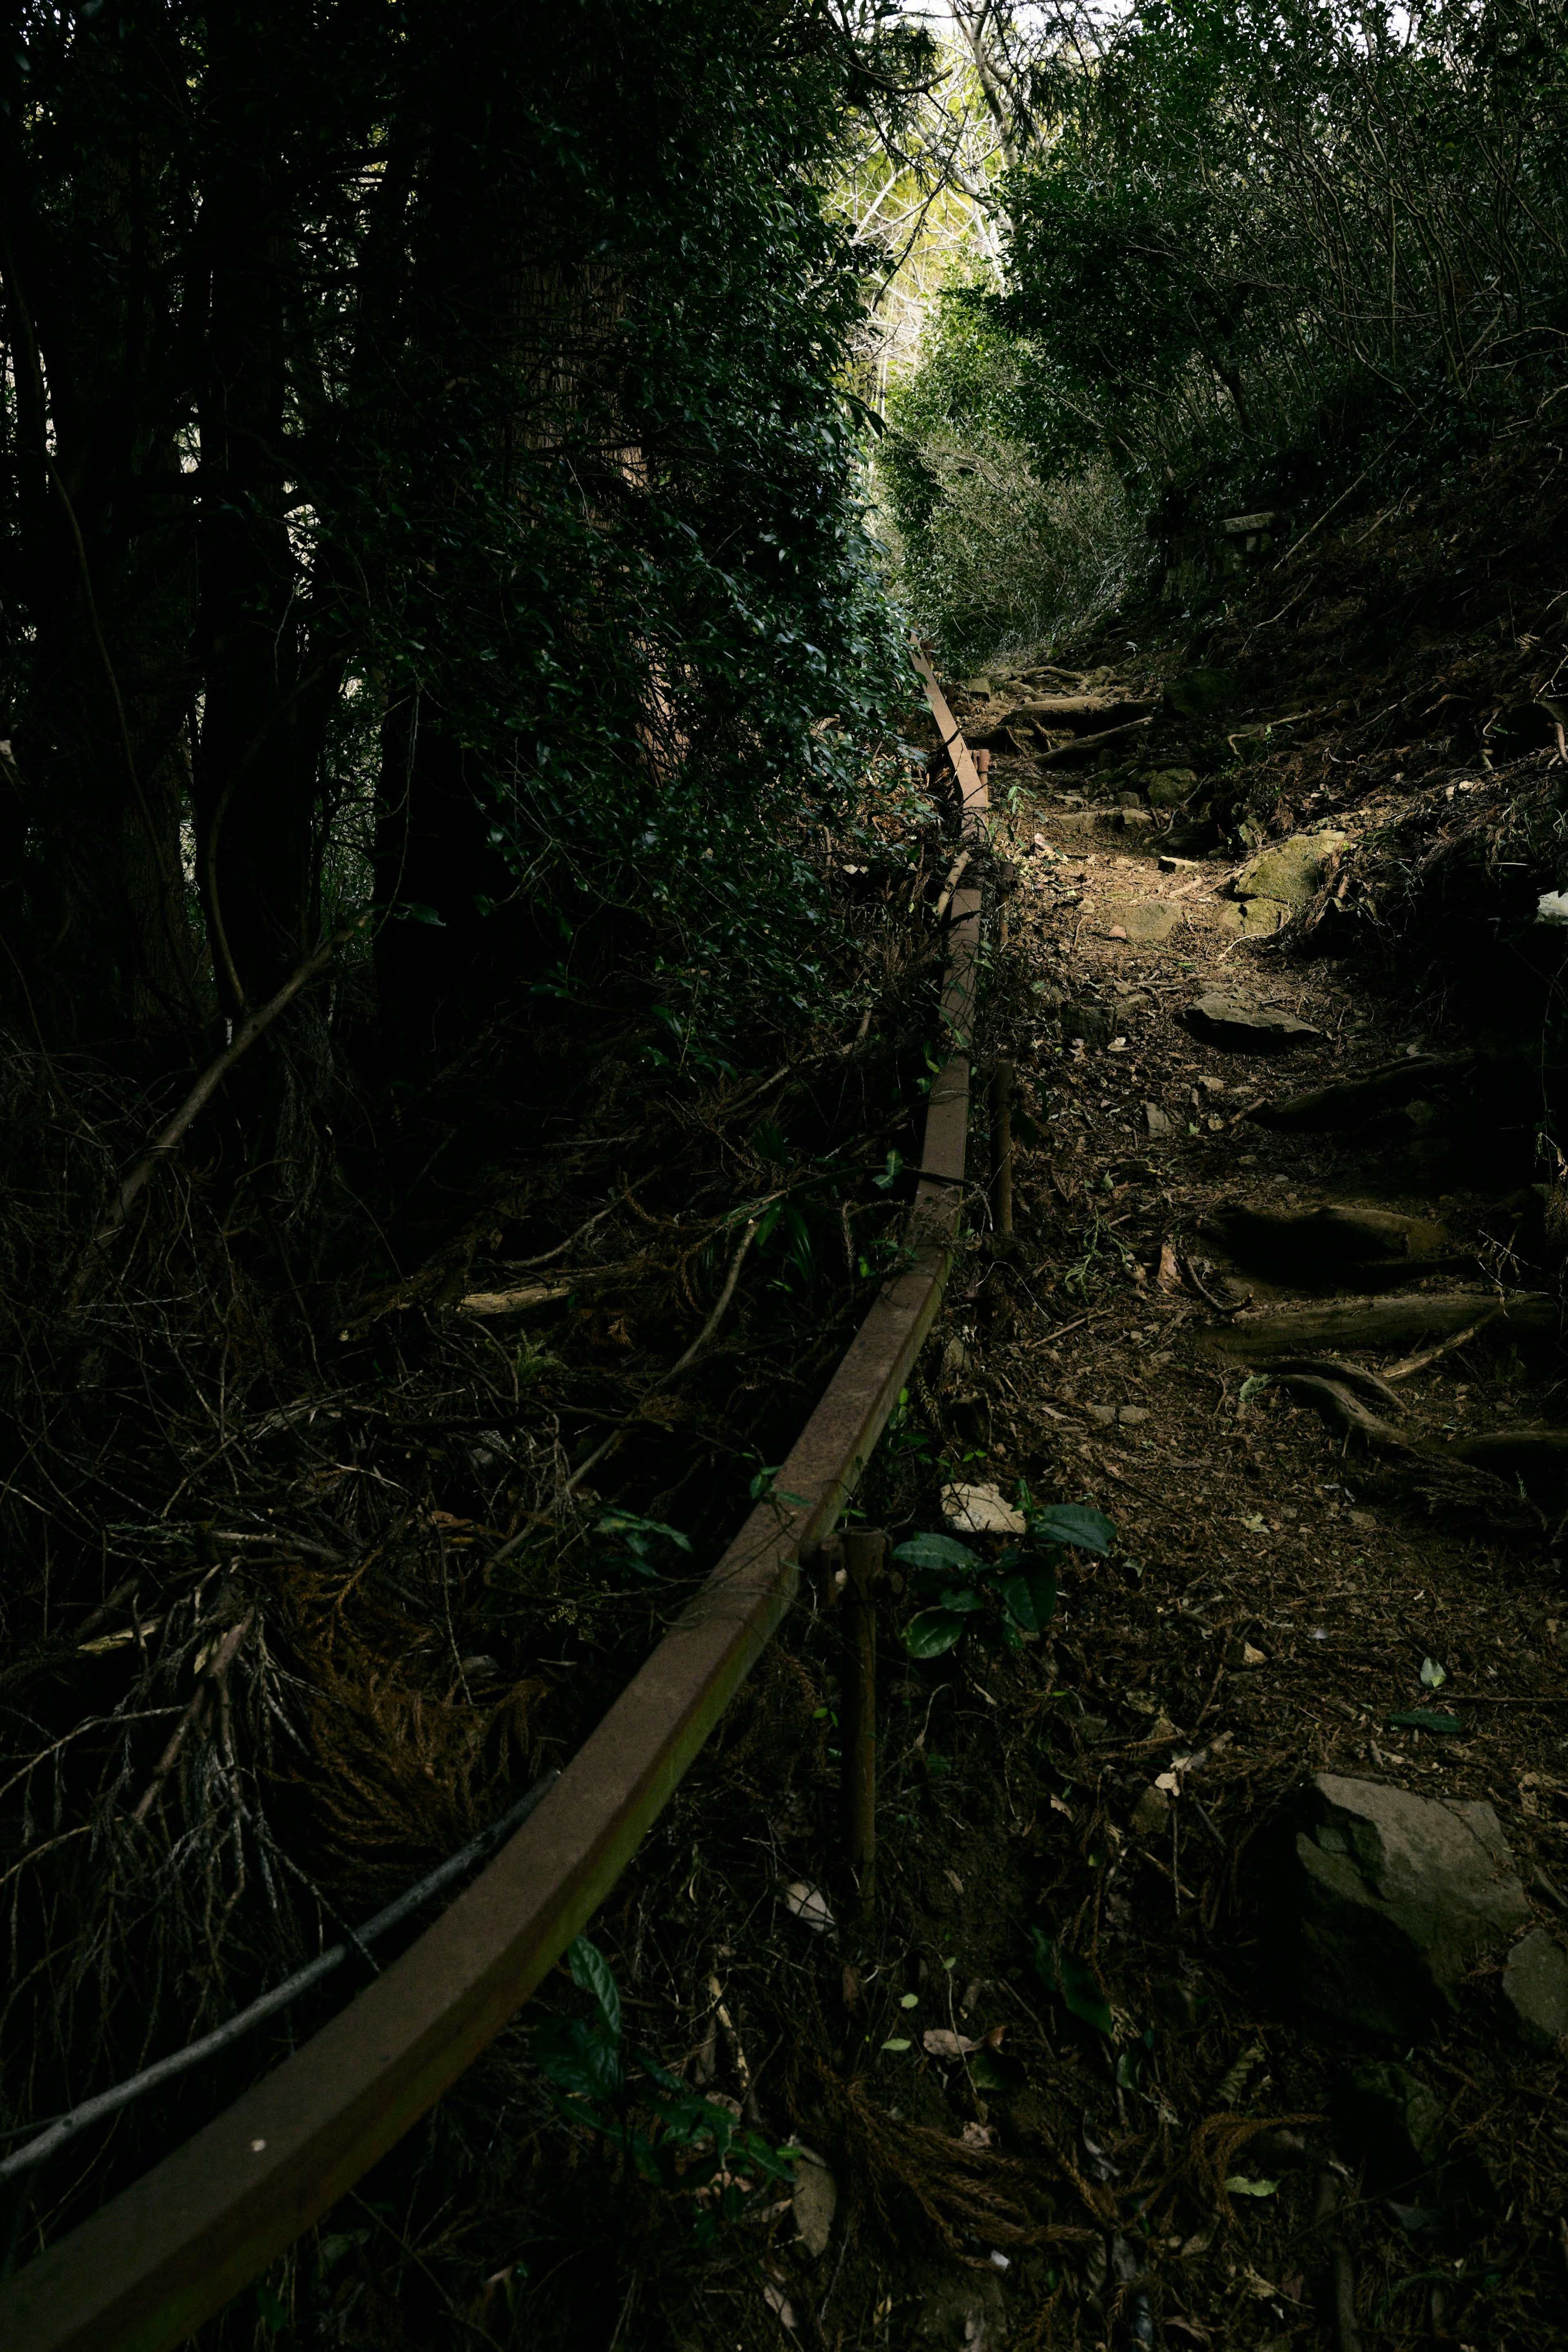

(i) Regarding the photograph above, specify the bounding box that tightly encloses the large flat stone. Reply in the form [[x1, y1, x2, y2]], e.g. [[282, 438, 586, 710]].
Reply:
[[1181, 994, 1321, 1048], [1274, 1773, 1529, 2038], [1101, 900, 1179, 944]]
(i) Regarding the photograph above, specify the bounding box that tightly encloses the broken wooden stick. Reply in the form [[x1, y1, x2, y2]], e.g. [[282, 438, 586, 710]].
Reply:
[[74, 913, 369, 1298], [486, 1214, 762, 1543], [1034, 714, 1155, 766], [933, 850, 971, 921], [458, 1282, 574, 1319]]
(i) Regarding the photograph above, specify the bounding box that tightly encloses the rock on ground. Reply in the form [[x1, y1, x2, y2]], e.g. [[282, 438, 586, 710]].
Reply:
[[1218, 897, 1290, 936], [915, 2271, 1008, 2347], [1501, 1926, 1568, 2049], [1233, 830, 1348, 910], [942, 1481, 1026, 1536], [791, 2149, 837, 2257], [1181, 993, 1321, 1048], [1101, 899, 1178, 944], [1271, 1772, 1530, 2039]]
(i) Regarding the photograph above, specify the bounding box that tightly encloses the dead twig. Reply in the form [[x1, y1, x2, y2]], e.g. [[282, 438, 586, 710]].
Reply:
[[1180, 1257, 1246, 1316], [1383, 1305, 1503, 1380], [131, 1612, 253, 1824], [72, 914, 370, 1299]]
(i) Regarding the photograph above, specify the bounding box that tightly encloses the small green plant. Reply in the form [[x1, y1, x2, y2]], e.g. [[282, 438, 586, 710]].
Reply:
[[1029, 1927, 1113, 2038], [533, 1939, 794, 2219], [513, 1333, 561, 1388], [894, 1501, 1115, 1656], [593, 1512, 692, 1581], [884, 1386, 936, 1465]]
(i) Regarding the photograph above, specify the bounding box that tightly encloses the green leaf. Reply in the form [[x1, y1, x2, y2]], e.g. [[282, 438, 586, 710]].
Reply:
[[533, 2013, 623, 2102], [894, 1532, 982, 1574], [904, 1608, 967, 1658], [596, 1512, 692, 1555], [1029, 1928, 1113, 2036], [1419, 1656, 1447, 1689], [936, 1583, 986, 1614], [748, 1468, 808, 1507], [999, 1563, 1058, 1634], [968, 2046, 1022, 2091], [754, 1200, 783, 1249], [873, 1148, 904, 1190], [1373, 2270, 1454, 2326], [782, 1199, 815, 1283], [1028, 1505, 1115, 1555], [1238, 1374, 1271, 1406], [396, 901, 446, 926], [568, 1935, 623, 2040], [1386, 1709, 1465, 1735], [880, 2037, 912, 2052], [900, 1991, 919, 2008], [1225, 2175, 1279, 2197], [255, 2282, 289, 2331]]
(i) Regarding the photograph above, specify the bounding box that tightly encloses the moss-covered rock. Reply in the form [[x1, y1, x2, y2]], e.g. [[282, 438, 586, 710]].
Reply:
[[1234, 829, 1348, 910], [1147, 767, 1199, 807], [1218, 896, 1290, 936]]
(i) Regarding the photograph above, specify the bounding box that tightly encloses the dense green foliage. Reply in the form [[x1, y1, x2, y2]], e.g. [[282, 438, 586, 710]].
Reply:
[[879, 294, 1140, 665], [0, 0, 922, 1079], [880, 0, 1568, 662]]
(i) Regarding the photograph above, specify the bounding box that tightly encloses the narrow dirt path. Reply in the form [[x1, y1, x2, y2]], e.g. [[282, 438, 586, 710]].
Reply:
[[888, 776, 1568, 2345]]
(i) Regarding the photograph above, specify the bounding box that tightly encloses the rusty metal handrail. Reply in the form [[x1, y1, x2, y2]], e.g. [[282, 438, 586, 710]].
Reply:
[[0, 653, 986, 2352]]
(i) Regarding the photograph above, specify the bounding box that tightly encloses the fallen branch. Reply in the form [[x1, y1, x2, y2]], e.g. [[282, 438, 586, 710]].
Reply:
[[1035, 716, 1155, 767], [73, 913, 369, 1296], [487, 1217, 763, 1567], [458, 1282, 574, 1319], [933, 849, 971, 921], [131, 1613, 253, 1825]]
